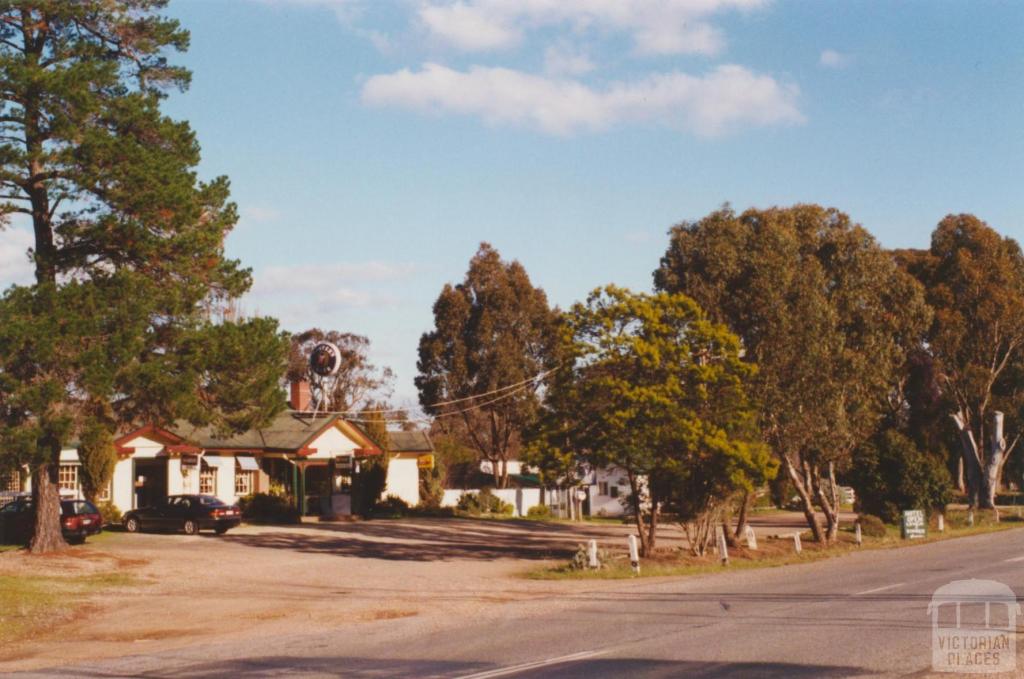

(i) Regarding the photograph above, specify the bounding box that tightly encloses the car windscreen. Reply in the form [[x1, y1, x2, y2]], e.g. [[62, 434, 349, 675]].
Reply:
[[62, 500, 97, 515], [197, 495, 226, 507]]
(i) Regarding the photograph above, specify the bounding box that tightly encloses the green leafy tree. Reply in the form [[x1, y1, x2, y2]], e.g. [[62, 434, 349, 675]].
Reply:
[[0, 2, 288, 552], [536, 286, 773, 556], [416, 243, 560, 489], [655, 205, 930, 543], [287, 329, 394, 412], [848, 430, 952, 523], [76, 417, 116, 505], [898, 215, 1024, 509]]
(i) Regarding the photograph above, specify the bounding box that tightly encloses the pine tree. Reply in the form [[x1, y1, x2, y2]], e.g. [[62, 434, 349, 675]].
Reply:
[[0, 2, 288, 552]]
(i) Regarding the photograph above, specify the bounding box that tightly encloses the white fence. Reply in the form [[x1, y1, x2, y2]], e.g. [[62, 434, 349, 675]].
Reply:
[[441, 488, 542, 517]]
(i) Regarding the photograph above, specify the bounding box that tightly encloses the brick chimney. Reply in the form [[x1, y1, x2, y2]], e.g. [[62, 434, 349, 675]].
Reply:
[[290, 380, 312, 411]]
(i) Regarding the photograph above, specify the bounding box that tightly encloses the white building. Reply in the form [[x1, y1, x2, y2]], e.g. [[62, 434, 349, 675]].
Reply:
[[2, 411, 433, 516]]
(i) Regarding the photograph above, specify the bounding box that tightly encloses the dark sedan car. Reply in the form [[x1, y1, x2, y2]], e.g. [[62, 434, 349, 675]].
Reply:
[[0, 497, 103, 545], [122, 494, 241, 536]]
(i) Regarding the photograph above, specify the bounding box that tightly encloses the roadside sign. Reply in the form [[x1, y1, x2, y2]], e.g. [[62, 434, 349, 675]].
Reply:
[[417, 454, 434, 470], [902, 509, 927, 539], [336, 455, 353, 474]]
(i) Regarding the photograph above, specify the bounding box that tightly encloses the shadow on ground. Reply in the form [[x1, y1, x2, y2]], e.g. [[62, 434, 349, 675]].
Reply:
[[45, 655, 871, 678], [218, 518, 627, 562]]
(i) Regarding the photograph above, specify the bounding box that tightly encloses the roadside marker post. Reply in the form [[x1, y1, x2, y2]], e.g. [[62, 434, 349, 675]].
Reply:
[[587, 539, 599, 569], [717, 527, 729, 565], [628, 535, 640, 575], [937, 514, 944, 533], [855, 522, 862, 546], [745, 525, 758, 551], [792, 532, 802, 554], [968, 510, 975, 527]]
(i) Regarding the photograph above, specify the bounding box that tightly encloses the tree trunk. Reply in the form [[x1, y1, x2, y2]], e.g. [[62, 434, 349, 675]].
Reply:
[[30, 449, 67, 553], [952, 412, 984, 507], [984, 411, 1007, 509], [626, 470, 650, 557], [956, 457, 965, 494], [782, 454, 825, 544], [811, 462, 840, 544], [645, 498, 659, 554], [733, 490, 752, 541]]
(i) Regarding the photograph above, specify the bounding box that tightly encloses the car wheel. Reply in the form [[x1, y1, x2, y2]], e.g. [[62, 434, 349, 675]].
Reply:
[[183, 519, 199, 536], [124, 517, 140, 533]]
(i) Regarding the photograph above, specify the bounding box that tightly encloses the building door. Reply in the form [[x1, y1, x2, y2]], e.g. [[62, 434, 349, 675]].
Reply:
[[133, 459, 168, 509]]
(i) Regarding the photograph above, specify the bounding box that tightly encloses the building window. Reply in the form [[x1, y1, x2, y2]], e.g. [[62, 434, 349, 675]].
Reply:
[[610, 486, 619, 499], [59, 465, 79, 493], [98, 479, 112, 502], [1, 469, 19, 492], [598, 481, 609, 496], [199, 465, 216, 495], [235, 470, 255, 496]]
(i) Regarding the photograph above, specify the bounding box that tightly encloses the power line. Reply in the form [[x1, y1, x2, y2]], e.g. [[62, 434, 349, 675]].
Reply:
[[315, 366, 560, 417], [311, 366, 560, 424]]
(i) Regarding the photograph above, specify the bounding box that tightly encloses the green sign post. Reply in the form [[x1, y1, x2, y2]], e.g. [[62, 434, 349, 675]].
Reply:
[[901, 509, 927, 539]]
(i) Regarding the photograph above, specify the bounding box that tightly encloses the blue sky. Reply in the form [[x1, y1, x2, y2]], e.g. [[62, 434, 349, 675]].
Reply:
[[3, 0, 1023, 409]]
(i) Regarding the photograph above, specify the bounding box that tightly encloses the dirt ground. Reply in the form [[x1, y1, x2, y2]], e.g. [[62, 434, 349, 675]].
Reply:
[[0, 512, 850, 672]]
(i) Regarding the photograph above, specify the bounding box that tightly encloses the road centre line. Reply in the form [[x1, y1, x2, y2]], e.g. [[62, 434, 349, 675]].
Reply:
[[453, 650, 609, 679], [853, 583, 905, 596]]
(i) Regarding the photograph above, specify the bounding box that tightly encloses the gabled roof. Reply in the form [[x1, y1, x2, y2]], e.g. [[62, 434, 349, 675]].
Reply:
[[387, 430, 434, 453], [167, 411, 362, 453]]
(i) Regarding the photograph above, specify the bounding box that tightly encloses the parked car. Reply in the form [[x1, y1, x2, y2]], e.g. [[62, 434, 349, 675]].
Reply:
[[0, 497, 103, 545], [122, 494, 241, 536]]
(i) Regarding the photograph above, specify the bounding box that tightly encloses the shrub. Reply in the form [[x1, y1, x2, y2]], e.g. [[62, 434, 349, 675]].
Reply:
[[456, 488, 514, 516], [857, 514, 887, 538], [97, 500, 122, 527], [848, 430, 953, 522], [525, 504, 551, 519], [239, 493, 300, 524], [569, 543, 611, 570], [373, 494, 410, 518], [410, 504, 456, 518]]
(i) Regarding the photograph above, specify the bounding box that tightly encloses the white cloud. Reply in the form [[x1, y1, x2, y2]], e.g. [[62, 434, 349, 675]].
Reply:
[[258, 0, 360, 23], [416, 0, 768, 56], [543, 43, 595, 77], [252, 261, 417, 295], [420, 2, 520, 50], [362, 62, 803, 137], [240, 205, 282, 225], [819, 49, 852, 68], [0, 227, 35, 288]]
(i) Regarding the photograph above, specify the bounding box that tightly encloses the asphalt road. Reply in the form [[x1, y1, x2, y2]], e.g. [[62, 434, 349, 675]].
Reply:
[[19, 528, 1024, 678]]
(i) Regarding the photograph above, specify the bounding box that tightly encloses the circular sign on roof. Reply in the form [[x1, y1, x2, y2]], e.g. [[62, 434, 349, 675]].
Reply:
[[309, 342, 341, 377]]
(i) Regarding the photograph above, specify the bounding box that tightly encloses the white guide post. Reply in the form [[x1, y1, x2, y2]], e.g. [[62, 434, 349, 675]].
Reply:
[[587, 539, 599, 569], [793, 532, 802, 554], [937, 514, 944, 533], [717, 527, 729, 565], [855, 522, 862, 546], [628, 534, 640, 575], [745, 525, 758, 551]]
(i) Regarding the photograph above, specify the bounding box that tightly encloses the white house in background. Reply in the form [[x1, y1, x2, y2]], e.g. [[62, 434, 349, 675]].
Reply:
[[584, 466, 631, 517], [1, 387, 434, 516]]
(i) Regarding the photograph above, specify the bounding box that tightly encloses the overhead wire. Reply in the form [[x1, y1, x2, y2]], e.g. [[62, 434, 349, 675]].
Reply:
[[307, 365, 561, 425]]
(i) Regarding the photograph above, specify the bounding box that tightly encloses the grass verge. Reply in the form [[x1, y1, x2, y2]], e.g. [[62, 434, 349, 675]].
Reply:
[[526, 508, 1024, 580], [0, 565, 138, 649]]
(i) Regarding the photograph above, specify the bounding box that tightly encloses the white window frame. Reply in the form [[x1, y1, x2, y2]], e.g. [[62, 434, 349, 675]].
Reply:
[[598, 481, 609, 496], [1, 469, 19, 492], [199, 464, 216, 495], [234, 469, 254, 496], [59, 464, 79, 493]]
